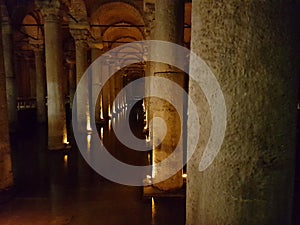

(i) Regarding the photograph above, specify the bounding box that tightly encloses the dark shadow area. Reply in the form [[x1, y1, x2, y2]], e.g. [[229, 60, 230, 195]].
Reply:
[[0, 109, 185, 225]]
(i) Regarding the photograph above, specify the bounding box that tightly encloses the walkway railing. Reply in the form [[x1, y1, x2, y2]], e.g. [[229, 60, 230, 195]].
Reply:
[[17, 98, 37, 110]]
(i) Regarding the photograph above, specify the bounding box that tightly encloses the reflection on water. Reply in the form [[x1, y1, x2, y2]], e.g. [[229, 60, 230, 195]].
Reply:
[[3, 108, 185, 225], [152, 197, 156, 225]]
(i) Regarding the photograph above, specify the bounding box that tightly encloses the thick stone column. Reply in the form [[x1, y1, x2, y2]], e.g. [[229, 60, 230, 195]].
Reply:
[[187, 1, 298, 225], [1, 5, 17, 131], [33, 44, 47, 123], [70, 26, 90, 131], [150, 0, 185, 191], [143, 1, 155, 132], [39, 1, 68, 149], [0, 20, 13, 201]]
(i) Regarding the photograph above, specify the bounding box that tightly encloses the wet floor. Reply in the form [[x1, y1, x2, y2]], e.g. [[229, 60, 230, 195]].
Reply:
[[0, 109, 185, 225], [1, 108, 300, 225]]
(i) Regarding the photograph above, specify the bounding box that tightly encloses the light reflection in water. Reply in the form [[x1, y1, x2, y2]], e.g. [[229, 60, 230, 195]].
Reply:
[[152, 197, 156, 224], [87, 134, 91, 152], [108, 119, 111, 131], [100, 127, 104, 140], [63, 154, 68, 168]]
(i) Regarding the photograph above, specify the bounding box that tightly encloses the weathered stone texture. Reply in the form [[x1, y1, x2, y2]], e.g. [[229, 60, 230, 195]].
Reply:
[[43, 8, 67, 149], [187, 1, 298, 225], [150, 0, 185, 191]]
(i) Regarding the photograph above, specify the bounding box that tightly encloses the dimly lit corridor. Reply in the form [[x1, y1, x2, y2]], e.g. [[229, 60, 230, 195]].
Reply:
[[1, 0, 300, 224], [0, 109, 185, 225]]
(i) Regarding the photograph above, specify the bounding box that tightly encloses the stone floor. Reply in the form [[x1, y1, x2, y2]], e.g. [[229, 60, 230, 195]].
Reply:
[[0, 109, 185, 225]]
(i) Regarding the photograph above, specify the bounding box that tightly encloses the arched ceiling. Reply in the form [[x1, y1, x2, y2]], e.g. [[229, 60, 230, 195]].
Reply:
[[90, 1, 144, 43], [103, 23, 144, 43], [23, 15, 43, 40]]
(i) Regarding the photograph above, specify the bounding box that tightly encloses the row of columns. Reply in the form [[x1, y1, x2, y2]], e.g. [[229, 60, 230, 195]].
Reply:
[[1, 1, 298, 224]]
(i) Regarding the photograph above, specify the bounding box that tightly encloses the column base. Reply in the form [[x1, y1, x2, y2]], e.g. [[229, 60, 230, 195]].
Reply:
[[48, 143, 71, 151], [142, 184, 186, 200], [0, 186, 15, 204]]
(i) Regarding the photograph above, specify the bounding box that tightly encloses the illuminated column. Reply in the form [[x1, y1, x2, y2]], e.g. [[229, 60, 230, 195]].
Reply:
[[32, 44, 47, 123], [102, 62, 110, 120], [187, 1, 298, 225], [39, 1, 68, 149], [114, 71, 121, 112], [1, 5, 17, 131], [70, 25, 90, 131], [108, 62, 116, 116], [143, 1, 155, 131], [0, 18, 13, 199], [91, 47, 103, 123], [150, 0, 185, 191]]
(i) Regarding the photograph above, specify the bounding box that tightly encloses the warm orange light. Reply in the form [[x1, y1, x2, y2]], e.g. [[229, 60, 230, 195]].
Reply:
[[108, 104, 112, 117], [63, 128, 69, 145], [64, 155, 68, 163], [86, 114, 92, 132], [108, 119, 111, 131], [182, 174, 187, 178], [100, 95, 104, 119], [87, 134, 91, 151], [151, 197, 156, 222], [100, 127, 104, 140]]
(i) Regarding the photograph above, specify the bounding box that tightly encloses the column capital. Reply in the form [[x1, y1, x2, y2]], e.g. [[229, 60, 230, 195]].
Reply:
[[69, 25, 91, 48], [30, 43, 44, 52], [35, 0, 61, 21]]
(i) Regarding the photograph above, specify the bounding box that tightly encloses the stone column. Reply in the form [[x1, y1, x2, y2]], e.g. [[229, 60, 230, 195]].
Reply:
[[66, 58, 75, 110], [150, 0, 185, 191], [187, 1, 298, 225], [91, 47, 102, 123], [39, 1, 68, 149], [114, 71, 120, 112], [109, 63, 116, 117], [143, 1, 155, 132], [70, 25, 90, 131], [0, 19, 13, 201], [102, 62, 110, 120], [32, 44, 47, 123], [1, 4, 17, 131]]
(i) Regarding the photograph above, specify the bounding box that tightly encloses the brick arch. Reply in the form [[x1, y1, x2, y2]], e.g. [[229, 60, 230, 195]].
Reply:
[[22, 11, 43, 41], [90, 2, 144, 40]]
